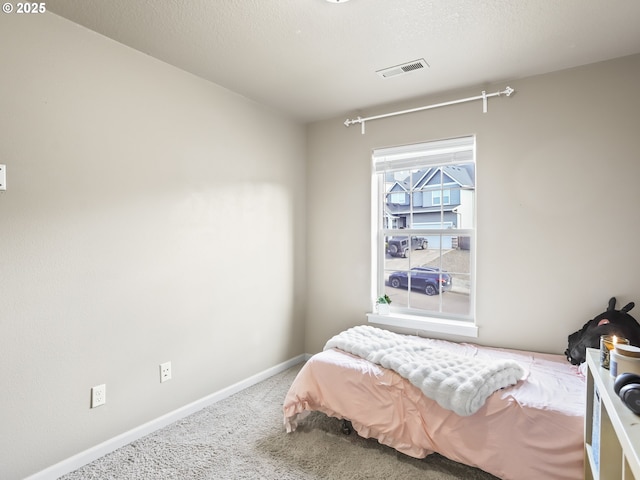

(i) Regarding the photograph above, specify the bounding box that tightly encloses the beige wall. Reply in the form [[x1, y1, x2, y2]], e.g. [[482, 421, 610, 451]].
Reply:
[[305, 54, 640, 354], [0, 13, 306, 480]]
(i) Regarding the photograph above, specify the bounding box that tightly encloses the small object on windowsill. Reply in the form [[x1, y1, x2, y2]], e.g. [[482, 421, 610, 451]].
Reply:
[[600, 335, 629, 369], [376, 294, 391, 315], [377, 304, 390, 315]]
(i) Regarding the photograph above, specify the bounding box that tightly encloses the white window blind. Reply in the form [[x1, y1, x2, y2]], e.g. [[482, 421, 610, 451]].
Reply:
[[373, 136, 475, 172]]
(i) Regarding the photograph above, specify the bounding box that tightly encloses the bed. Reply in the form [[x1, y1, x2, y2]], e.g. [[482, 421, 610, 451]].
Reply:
[[283, 326, 585, 480]]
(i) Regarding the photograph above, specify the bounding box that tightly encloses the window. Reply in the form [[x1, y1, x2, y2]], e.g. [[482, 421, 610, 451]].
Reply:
[[389, 191, 407, 205], [431, 188, 451, 206], [371, 136, 476, 333]]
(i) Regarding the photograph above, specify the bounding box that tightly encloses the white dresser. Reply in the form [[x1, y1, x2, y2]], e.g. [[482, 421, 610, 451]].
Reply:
[[585, 348, 640, 479]]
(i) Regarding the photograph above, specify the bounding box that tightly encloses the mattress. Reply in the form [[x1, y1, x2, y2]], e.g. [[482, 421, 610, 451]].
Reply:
[[283, 336, 585, 480]]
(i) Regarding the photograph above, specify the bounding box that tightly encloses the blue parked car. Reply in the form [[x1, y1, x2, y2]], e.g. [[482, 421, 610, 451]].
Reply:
[[388, 267, 452, 296]]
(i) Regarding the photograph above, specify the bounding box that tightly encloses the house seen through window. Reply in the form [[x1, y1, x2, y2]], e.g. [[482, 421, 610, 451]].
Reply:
[[373, 136, 475, 322]]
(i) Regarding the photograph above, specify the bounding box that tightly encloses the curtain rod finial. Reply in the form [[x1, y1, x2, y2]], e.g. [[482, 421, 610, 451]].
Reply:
[[344, 116, 362, 128]]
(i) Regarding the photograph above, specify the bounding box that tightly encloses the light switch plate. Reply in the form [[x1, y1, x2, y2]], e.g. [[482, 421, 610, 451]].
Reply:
[[0, 165, 5, 190]]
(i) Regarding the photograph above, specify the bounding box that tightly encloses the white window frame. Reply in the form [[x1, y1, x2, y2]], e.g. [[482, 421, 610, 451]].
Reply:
[[369, 136, 478, 338]]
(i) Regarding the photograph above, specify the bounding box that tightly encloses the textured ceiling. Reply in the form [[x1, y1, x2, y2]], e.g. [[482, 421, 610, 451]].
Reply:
[[46, 0, 640, 123]]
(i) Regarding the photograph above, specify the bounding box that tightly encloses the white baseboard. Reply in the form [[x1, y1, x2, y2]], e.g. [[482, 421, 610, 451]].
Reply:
[[26, 354, 308, 480]]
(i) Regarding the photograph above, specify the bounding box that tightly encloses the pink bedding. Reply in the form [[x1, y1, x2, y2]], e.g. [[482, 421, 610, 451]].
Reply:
[[283, 336, 585, 480]]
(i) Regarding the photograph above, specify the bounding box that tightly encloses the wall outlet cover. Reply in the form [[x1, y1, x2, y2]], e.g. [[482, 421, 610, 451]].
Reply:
[[160, 362, 172, 383], [91, 384, 106, 408]]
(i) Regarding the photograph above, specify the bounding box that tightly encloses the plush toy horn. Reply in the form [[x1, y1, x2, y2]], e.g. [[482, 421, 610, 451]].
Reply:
[[621, 302, 635, 313], [607, 297, 617, 311]]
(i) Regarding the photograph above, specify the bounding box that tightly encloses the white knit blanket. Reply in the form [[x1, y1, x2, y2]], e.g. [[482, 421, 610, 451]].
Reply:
[[324, 326, 525, 416]]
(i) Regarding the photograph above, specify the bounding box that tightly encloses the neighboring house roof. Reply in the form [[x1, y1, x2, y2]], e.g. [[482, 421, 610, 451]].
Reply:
[[384, 171, 418, 193], [444, 165, 474, 187], [386, 166, 474, 196], [417, 165, 474, 189]]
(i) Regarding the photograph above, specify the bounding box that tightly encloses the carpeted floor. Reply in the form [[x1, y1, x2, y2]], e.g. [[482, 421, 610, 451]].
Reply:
[[60, 363, 499, 479]]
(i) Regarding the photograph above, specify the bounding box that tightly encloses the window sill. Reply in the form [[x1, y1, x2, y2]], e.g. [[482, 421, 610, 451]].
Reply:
[[367, 312, 478, 338]]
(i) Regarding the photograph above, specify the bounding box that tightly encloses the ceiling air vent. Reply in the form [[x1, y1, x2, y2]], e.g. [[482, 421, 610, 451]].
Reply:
[[376, 59, 429, 79]]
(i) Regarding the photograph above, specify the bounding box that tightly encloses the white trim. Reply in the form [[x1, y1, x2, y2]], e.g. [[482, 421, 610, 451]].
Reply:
[[26, 354, 308, 480], [367, 312, 478, 338]]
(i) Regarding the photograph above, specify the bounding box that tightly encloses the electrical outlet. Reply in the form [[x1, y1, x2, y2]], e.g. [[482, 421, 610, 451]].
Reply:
[[160, 361, 172, 383], [91, 384, 106, 408]]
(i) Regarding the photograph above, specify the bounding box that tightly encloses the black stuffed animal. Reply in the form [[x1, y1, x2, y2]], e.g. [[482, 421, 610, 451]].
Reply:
[[565, 297, 640, 365]]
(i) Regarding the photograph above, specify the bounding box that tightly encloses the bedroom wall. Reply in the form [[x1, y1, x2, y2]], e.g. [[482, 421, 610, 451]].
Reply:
[[305, 54, 640, 355], [0, 13, 306, 480]]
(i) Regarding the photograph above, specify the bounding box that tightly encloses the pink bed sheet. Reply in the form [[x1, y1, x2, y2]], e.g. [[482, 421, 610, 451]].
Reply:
[[283, 337, 585, 480]]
